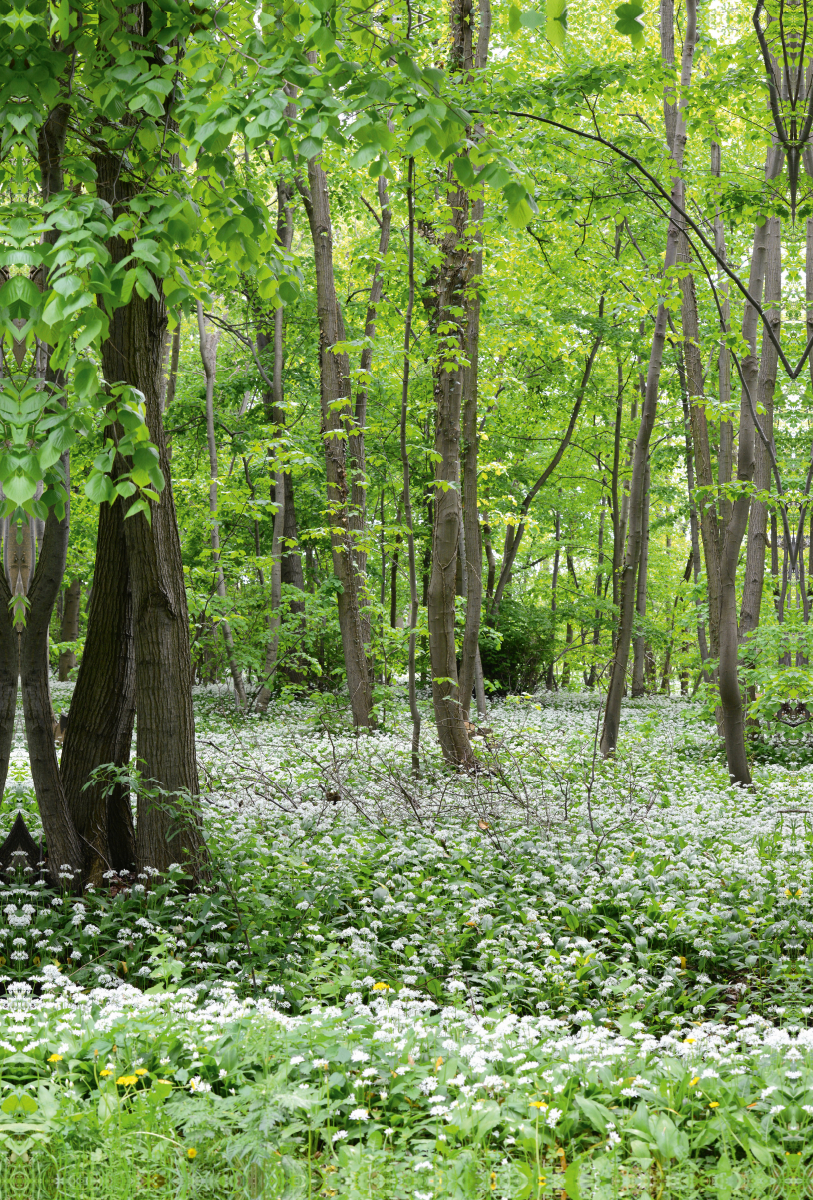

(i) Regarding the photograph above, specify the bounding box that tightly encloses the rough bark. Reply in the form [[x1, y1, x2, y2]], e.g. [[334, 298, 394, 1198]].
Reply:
[[600, 0, 697, 757], [96, 152, 205, 880], [297, 160, 374, 727], [61, 500, 136, 881]]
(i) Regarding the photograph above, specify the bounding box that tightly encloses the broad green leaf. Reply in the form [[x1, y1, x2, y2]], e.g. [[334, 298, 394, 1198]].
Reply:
[[3, 472, 37, 504]]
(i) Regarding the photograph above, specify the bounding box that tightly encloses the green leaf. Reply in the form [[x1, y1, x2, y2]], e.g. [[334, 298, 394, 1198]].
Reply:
[[508, 4, 521, 32], [85, 472, 116, 505], [97, 1092, 119, 1123], [125, 497, 152, 523], [74, 309, 105, 354], [563, 1161, 582, 1200], [650, 1112, 681, 1160], [74, 362, 98, 398], [748, 1140, 774, 1167], [3, 473, 37, 504], [615, 1, 645, 41], [574, 1094, 614, 1133]]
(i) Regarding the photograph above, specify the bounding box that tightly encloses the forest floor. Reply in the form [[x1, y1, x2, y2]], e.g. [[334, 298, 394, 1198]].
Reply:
[[0, 688, 808, 1198]]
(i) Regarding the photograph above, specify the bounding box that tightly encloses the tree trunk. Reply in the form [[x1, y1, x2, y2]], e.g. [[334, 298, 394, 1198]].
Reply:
[[458, 0, 491, 721], [740, 217, 781, 639], [610, 356, 626, 615], [718, 218, 771, 785], [255, 462, 285, 711], [678, 228, 723, 663], [601, 0, 698, 757], [399, 158, 422, 772], [96, 153, 205, 880], [390, 514, 401, 628], [483, 518, 496, 603], [426, 141, 475, 765], [161, 318, 181, 414], [587, 497, 605, 687], [58, 578, 81, 681], [675, 343, 710, 670], [197, 302, 246, 707], [631, 463, 650, 697], [21, 506, 83, 879], [459, 194, 485, 722], [297, 160, 374, 727], [545, 511, 561, 690], [256, 180, 306, 610], [61, 500, 136, 881]]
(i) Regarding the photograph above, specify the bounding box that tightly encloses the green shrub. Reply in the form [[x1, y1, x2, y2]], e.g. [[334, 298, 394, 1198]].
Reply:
[[478, 599, 553, 693]]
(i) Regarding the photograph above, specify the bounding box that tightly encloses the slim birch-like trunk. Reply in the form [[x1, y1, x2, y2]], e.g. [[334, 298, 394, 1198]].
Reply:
[[197, 302, 246, 709]]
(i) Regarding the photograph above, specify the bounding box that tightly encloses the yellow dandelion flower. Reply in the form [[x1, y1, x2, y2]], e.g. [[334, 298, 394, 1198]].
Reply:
[[689, 1077, 699, 1086], [100, 1069, 112, 1077], [529, 1100, 548, 1109], [135, 1068, 148, 1076], [372, 982, 390, 991], [187, 1148, 197, 1159], [116, 1075, 138, 1087], [684, 1037, 695, 1044], [709, 1101, 720, 1108], [48, 1054, 63, 1063]]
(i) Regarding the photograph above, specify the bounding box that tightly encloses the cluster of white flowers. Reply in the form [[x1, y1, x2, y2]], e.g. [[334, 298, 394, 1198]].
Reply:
[[0, 683, 807, 1160]]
